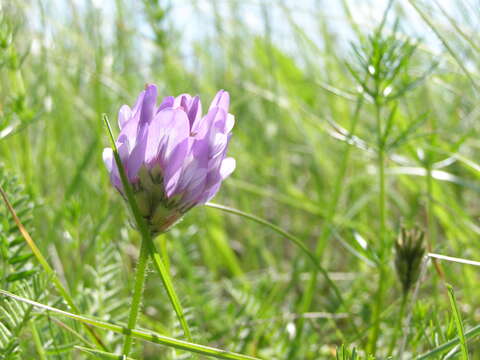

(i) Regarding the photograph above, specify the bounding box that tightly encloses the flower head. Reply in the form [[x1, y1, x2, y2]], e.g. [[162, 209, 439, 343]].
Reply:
[[394, 226, 425, 296], [103, 84, 235, 234]]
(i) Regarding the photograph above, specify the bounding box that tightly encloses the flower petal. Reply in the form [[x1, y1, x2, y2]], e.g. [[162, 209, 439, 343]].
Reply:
[[102, 148, 114, 173], [118, 105, 132, 130], [140, 84, 158, 124], [143, 108, 190, 193], [171, 131, 210, 205], [125, 123, 148, 181], [226, 114, 235, 133], [158, 96, 174, 112], [209, 90, 230, 113], [220, 157, 236, 179]]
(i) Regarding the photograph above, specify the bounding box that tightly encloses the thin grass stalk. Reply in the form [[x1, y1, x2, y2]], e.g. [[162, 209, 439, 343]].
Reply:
[[0, 289, 261, 360], [406, 0, 478, 90], [288, 97, 364, 357], [368, 102, 387, 355], [205, 202, 345, 308]]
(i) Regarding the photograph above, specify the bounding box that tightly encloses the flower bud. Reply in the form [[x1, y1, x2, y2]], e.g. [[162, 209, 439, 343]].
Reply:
[[394, 226, 425, 295]]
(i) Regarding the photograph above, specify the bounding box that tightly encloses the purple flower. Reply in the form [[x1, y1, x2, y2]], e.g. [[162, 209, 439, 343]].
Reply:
[[103, 84, 235, 233]]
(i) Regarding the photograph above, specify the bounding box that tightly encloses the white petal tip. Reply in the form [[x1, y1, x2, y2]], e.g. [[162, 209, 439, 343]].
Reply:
[[220, 157, 236, 179]]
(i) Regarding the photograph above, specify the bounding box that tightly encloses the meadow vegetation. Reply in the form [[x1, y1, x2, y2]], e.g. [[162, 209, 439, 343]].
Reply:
[[0, 0, 479, 358]]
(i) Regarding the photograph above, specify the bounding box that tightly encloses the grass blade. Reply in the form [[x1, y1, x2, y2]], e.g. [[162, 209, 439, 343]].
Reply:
[[447, 284, 469, 360], [416, 324, 480, 359], [205, 202, 346, 311], [75, 345, 136, 359], [0, 289, 261, 360]]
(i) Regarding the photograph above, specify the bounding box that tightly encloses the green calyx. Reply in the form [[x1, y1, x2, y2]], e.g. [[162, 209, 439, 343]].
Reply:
[[133, 165, 183, 235]]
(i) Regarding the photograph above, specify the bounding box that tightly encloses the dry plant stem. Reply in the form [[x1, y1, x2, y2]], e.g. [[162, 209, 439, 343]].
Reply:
[[0, 184, 107, 351]]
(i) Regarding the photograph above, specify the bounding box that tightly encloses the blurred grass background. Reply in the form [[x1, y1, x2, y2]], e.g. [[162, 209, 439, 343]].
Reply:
[[1, 0, 480, 358]]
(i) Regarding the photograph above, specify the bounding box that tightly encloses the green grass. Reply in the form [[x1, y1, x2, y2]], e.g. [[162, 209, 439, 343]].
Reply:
[[1, 0, 480, 359]]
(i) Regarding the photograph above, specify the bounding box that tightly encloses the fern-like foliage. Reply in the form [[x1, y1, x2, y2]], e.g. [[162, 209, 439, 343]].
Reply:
[[0, 165, 44, 359], [80, 242, 129, 347], [0, 164, 37, 286], [0, 276, 47, 359]]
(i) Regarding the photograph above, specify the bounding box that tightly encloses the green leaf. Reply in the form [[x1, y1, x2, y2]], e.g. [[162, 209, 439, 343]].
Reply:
[[447, 284, 469, 360], [0, 289, 262, 360]]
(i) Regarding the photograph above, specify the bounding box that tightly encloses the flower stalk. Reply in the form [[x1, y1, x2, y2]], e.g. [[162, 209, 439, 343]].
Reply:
[[122, 237, 149, 355], [104, 115, 192, 356], [103, 85, 236, 356]]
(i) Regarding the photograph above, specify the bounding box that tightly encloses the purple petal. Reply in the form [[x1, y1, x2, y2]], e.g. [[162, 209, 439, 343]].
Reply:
[[171, 94, 202, 129], [199, 157, 236, 203], [125, 122, 148, 181], [187, 96, 202, 129], [140, 84, 158, 124], [173, 94, 191, 108], [132, 90, 146, 114], [208, 107, 228, 135], [143, 108, 190, 193], [158, 96, 174, 112], [209, 90, 230, 113], [118, 105, 132, 130], [117, 114, 139, 150], [172, 134, 210, 205]]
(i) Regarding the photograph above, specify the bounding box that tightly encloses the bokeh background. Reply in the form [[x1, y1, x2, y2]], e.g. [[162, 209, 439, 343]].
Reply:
[[1, 0, 479, 358]]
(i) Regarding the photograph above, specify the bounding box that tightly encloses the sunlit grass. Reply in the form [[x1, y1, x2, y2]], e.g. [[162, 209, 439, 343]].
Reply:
[[1, 0, 480, 358]]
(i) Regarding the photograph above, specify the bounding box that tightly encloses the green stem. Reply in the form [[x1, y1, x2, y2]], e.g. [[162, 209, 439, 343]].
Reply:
[[379, 151, 386, 251], [122, 238, 149, 356], [147, 235, 193, 342], [426, 166, 435, 250], [388, 295, 407, 355], [368, 265, 386, 354], [368, 103, 388, 355], [31, 320, 47, 360]]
